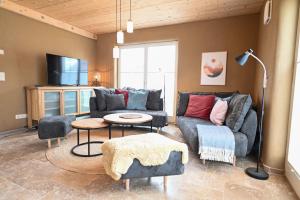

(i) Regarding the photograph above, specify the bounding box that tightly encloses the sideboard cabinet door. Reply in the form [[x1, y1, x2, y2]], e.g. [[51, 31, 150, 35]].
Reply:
[[43, 91, 61, 117], [63, 91, 78, 115], [80, 89, 93, 114]]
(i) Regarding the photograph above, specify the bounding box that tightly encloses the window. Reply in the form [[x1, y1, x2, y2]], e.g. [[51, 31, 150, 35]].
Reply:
[[118, 42, 177, 117]]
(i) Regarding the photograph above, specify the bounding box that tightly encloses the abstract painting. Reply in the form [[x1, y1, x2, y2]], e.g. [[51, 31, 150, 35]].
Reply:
[[200, 51, 227, 85]]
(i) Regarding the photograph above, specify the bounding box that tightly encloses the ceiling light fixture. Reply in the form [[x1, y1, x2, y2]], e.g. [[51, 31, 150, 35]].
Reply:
[[113, 45, 120, 59], [113, 0, 120, 59], [127, 0, 133, 33], [117, 0, 124, 44]]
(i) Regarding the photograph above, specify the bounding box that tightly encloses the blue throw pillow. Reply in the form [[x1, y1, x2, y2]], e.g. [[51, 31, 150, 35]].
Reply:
[[127, 90, 149, 110]]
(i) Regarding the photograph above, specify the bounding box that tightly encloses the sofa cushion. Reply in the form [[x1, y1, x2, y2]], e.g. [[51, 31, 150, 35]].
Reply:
[[176, 116, 249, 157], [240, 109, 257, 154], [105, 94, 126, 111], [176, 116, 213, 152], [115, 89, 129, 106], [177, 91, 236, 116], [127, 90, 149, 110], [233, 132, 248, 157], [177, 92, 212, 116], [94, 88, 112, 111], [225, 94, 252, 132], [210, 99, 228, 125], [184, 95, 215, 120], [146, 89, 162, 110]]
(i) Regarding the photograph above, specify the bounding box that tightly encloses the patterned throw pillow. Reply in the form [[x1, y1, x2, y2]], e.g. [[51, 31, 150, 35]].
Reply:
[[225, 94, 252, 132], [210, 99, 228, 125], [127, 90, 149, 110]]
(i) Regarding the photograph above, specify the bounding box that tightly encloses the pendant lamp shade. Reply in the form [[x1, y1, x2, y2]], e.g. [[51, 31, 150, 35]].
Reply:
[[127, 20, 134, 33], [127, 0, 133, 33], [117, 30, 124, 44], [113, 46, 120, 59]]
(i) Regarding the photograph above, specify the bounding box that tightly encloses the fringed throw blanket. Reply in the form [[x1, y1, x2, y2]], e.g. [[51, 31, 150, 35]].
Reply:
[[101, 133, 189, 180], [197, 124, 235, 164]]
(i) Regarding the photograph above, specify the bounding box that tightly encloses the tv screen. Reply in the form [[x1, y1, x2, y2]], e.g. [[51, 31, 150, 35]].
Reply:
[[46, 54, 88, 86]]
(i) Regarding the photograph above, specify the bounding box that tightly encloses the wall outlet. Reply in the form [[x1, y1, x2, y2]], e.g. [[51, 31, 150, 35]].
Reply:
[[0, 49, 4, 55], [0, 72, 5, 81], [15, 114, 27, 119]]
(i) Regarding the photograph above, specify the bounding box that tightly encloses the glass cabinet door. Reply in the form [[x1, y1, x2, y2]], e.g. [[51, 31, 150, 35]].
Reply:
[[44, 91, 61, 117], [80, 90, 93, 113], [64, 91, 78, 115]]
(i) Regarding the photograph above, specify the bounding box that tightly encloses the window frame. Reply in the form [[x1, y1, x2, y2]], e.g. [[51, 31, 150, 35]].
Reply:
[[117, 41, 178, 120], [285, 8, 300, 197]]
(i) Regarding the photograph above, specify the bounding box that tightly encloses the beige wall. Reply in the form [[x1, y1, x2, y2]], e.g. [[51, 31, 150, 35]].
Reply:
[[254, 0, 299, 171], [0, 9, 97, 132], [0, 10, 260, 133], [96, 14, 259, 97]]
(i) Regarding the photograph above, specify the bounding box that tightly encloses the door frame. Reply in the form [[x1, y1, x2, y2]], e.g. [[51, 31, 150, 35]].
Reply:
[[117, 41, 178, 122], [285, 7, 300, 198]]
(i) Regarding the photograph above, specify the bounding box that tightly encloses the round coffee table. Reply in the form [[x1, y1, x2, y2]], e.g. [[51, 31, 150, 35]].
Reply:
[[71, 118, 108, 157], [103, 113, 153, 137]]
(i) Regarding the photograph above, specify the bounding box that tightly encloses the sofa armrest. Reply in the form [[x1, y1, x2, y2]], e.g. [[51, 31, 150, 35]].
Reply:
[[159, 98, 164, 111], [89, 97, 98, 112], [240, 109, 257, 154]]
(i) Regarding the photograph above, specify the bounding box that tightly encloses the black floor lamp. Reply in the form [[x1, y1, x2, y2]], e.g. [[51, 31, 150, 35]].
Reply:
[[235, 49, 269, 180]]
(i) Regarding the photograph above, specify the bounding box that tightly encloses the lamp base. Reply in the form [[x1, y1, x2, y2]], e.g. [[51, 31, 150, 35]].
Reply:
[[245, 167, 269, 180]]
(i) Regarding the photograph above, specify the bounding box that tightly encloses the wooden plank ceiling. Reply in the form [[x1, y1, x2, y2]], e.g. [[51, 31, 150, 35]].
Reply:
[[10, 0, 264, 35]]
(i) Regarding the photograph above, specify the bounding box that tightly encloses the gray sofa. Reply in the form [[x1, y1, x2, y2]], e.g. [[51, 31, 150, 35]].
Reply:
[[89, 97, 168, 129], [176, 92, 257, 157]]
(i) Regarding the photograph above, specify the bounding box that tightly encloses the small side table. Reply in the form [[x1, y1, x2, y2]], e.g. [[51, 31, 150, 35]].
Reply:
[[71, 118, 108, 157]]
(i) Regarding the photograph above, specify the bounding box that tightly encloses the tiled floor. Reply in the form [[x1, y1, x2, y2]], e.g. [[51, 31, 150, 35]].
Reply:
[[0, 125, 298, 200]]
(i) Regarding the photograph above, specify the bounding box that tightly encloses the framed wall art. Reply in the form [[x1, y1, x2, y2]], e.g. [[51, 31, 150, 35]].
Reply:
[[200, 51, 227, 85]]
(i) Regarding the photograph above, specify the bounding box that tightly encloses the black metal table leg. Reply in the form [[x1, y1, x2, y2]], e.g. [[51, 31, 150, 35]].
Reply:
[[150, 120, 153, 132], [77, 128, 80, 145], [122, 125, 125, 137], [88, 129, 90, 156], [109, 124, 112, 139], [71, 127, 104, 157]]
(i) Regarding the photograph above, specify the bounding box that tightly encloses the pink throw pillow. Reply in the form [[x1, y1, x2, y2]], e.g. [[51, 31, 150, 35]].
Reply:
[[210, 100, 228, 125]]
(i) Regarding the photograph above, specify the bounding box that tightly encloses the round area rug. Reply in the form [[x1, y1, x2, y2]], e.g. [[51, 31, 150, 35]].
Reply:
[[46, 130, 108, 175], [46, 126, 183, 175]]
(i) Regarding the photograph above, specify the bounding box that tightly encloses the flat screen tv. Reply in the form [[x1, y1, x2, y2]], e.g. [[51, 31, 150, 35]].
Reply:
[[46, 53, 88, 86]]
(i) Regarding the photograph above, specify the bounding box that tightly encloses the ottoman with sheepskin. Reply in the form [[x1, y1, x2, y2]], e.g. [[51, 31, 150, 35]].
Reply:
[[101, 133, 189, 190]]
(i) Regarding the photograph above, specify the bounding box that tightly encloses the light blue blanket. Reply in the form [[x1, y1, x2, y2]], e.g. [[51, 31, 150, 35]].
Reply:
[[197, 124, 235, 163]]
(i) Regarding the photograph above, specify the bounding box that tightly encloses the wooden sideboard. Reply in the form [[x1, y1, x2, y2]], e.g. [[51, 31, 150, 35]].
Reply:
[[26, 86, 103, 128]]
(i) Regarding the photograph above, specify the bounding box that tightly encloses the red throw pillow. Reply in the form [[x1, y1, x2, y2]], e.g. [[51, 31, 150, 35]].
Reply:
[[115, 89, 129, 106], [184, 95, 215, 120]]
